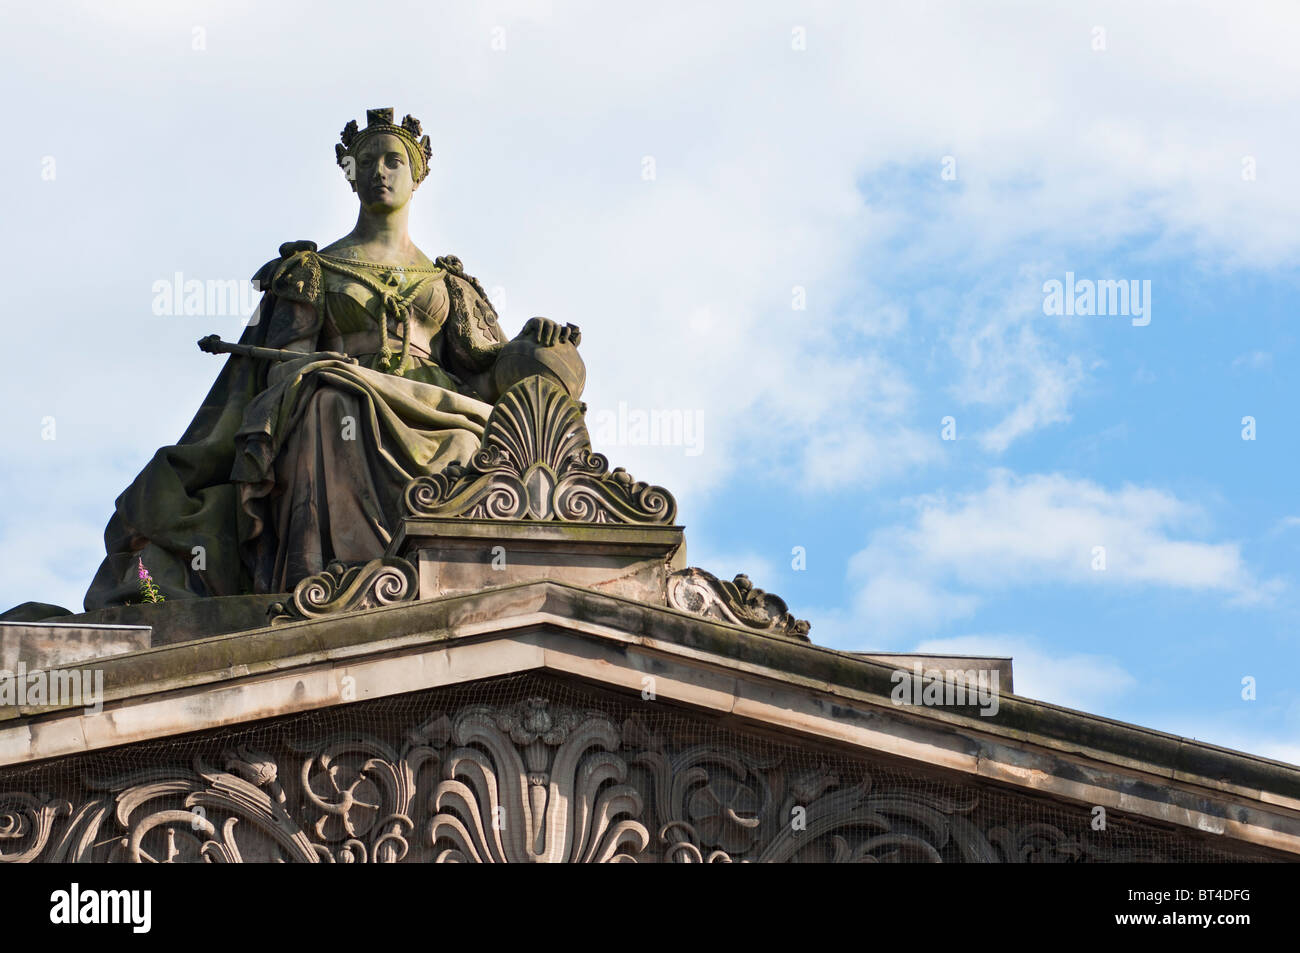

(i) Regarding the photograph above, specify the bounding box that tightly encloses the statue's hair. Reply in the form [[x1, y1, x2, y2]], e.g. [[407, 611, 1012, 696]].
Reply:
[[335, 107, 433, 191]]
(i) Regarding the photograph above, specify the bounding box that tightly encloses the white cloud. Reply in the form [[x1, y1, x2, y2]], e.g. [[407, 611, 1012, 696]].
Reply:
[[5, 2, 1300, 601], [1231, 350, 1273, 372], [978, 354, 1085, 454], [848, 471, 1276, 638]]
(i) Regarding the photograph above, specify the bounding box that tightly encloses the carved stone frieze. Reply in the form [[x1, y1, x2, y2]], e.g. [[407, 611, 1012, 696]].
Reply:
[[268, 557, 419, 625], [0, 681, 1243, 863], [667, 568, 811, 640], [404, 375, 676, 525], [430, 699, 648, 862]]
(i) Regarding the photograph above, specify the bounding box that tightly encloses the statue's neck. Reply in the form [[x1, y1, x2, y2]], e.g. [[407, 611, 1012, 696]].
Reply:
[[347, 205, 414, 256]]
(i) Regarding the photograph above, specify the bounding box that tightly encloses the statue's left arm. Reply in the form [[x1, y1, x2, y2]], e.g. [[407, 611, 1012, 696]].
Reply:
[[437, 255, 585, 404]]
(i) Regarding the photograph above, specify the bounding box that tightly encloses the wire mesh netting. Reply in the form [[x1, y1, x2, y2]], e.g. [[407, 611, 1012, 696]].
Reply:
[[0, 672, 1277, 862]]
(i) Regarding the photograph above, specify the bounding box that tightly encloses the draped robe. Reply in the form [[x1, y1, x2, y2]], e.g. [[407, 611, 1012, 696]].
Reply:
[[83, 242, 508, 609]]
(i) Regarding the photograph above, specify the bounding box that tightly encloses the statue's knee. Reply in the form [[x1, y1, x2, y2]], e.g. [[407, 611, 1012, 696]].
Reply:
[[447, 430, 480, 462], [311, 386, 356, 427]]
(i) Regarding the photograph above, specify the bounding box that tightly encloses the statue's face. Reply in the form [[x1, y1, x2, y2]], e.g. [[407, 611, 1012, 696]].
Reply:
[[354, 132, 416, 211]]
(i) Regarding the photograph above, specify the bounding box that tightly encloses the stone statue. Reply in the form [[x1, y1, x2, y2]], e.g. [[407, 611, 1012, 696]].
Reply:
[[83, 108, 586, 609]]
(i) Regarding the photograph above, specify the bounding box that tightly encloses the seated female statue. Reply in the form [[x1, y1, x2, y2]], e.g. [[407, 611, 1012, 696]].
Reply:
[[84, 108, 584, 608]]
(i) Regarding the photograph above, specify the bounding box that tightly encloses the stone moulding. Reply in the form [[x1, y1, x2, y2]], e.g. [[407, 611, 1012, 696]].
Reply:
[[667, 568, 811, 641], [0, 690, 1248, 863], [268, 557, 419, 625], [404, 375, 676, 525]]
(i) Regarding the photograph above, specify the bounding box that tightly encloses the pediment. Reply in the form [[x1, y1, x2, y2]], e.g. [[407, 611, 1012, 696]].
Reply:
[[1, 582, 1297, 861]]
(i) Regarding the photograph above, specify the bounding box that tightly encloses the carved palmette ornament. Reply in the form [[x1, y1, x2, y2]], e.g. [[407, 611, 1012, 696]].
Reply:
[[667, 568, 811, 641], [0, 692, 1204, 863], [405, 375, 676, 524], [429, 699, 649, 862], [268, 556, 419, 625]]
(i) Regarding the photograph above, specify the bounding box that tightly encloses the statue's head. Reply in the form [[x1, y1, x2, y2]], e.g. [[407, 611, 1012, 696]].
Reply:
[[335, 108, 433, 211]]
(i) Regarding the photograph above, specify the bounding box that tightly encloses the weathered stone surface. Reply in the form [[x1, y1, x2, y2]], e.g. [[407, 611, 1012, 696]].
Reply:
[[0, 621, 151, 671], [405, 375, 676, 525], [667, 567, 810, 640], [856, 653, 1015, 695], [0, 582, 1295, 858], [395, 518, 686, 603], [0, 603, 73, 623], [47, 594, 287, 646], [269, 557, 419, 626], [0, 676, 1277, 863]]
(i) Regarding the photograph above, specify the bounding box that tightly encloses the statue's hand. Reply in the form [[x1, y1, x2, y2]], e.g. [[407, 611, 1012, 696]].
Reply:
[[521, 317, 581, 348], [497, 319, 587, 400]]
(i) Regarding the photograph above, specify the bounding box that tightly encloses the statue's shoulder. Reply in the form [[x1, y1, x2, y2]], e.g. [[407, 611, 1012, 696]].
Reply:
[[436, 254, 495, 309], [434, 254, 469, 278], [252, 240, 322, 305]]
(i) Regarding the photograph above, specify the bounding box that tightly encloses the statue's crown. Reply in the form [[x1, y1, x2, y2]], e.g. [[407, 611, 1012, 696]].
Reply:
[[335, 107, 433, 188]]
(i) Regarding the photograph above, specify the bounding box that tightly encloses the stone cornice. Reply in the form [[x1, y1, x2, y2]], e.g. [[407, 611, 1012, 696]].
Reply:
[[1, 580, 1297, 856]]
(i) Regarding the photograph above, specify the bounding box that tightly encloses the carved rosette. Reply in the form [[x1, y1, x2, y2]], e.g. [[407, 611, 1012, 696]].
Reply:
[[404, 375, 676, 524], [269, 556, 418, 625], [667, 568, 811, 641]]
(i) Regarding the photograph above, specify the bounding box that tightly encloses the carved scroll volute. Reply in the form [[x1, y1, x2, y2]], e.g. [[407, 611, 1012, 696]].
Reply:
[[0, 693, 1203, 863], [0, 794, 71, 863], [667, 568, 811, 641], [404, 375, 677, 525], [269, 556, 419, 625]]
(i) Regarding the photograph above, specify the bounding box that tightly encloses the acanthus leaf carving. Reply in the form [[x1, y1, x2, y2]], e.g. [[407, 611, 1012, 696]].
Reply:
[[667, 568, 811, 641], [0, 686, 1221, 863], [404, 375, 677, 525], [428, 698, 650, 863], [268, 556, 418, 625]]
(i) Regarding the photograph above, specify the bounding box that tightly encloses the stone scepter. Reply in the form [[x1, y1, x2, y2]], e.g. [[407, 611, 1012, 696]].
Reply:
[[197, 333, 359, 365]]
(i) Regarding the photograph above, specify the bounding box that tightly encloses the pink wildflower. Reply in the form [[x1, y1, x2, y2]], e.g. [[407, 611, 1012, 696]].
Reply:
[[136, 557, 165, 603]]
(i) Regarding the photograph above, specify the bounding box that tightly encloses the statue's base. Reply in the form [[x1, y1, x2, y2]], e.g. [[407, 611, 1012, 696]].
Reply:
[[19, 594, 288, 648], [391, 517, 686, 605]]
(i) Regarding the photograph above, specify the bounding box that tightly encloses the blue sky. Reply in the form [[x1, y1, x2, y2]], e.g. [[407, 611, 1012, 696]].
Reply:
[[0, 1, 1296, 763]]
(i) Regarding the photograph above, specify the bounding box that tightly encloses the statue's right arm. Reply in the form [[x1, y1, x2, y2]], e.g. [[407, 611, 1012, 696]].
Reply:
[[269, 299, 319, 353]]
